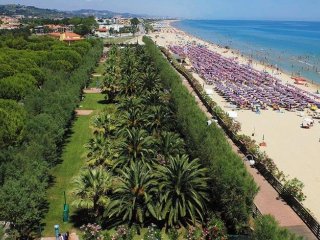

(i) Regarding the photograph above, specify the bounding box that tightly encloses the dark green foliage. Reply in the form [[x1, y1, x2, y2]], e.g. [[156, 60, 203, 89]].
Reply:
[[0, 175, 47, 238], [0, 73, 36, 100], [252, 215, 303, 240], [0, 99, 26, 148], [143, 224, 161, 240], [155, 155, 208, 226], [0, 32, 103, 238], [143, 36, 258, 232]]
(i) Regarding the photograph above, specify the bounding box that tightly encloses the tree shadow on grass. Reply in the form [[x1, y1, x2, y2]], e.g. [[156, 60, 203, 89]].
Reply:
[[98, 99, 109, 105], [70, 209, 94, 228]]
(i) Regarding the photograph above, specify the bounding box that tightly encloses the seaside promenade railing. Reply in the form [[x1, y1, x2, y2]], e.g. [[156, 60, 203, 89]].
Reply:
[[160, 47, 320, 239]]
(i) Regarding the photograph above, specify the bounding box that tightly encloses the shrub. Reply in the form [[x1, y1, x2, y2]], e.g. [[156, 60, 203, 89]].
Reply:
[[252, 215, 303, 240], [282, 178, 306, 202], [111, 225, 134, 240], [143, 224, 162, 240], [167, 228, 179, 240], [80, 223, 103, 240]]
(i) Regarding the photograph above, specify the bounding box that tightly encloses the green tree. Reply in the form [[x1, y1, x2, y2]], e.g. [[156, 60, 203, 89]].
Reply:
[[119, 128, 154, 165], [0, 99, 26, 148], [90, 112, 121, 137], [0, 176, 47, 239], [130, 18, 140, 35], [146, 105, 172, 134], [72, 167, 112, 217], [156, 131, 185, 164], [107, 162, 157, 230], [85, 134, 119, 168], [155, 155, 208, 227], [0, 73, 36, 101]]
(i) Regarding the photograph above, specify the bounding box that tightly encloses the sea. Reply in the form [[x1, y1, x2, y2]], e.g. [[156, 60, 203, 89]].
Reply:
[[173, 20, 320, 85]]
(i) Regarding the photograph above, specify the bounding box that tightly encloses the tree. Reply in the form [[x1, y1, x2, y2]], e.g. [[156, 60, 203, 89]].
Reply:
[[146, 105, 172, 134], [85, 134, 119, 168], [0, 176, 47, 239], [130, 18, 140, 35], [0, 63, 15, 78], [156, 131, 185, 164], [90, 112, 121, 137], [0, 73, 36, 101], [155, 155, 208, 227], [109, 27, 115, 36], [119, 128, 154, 165], [0, 99, 26, 148], [107, 162, 157, 230], [141, 67, 161, 92], [72, 167, 112, 217]]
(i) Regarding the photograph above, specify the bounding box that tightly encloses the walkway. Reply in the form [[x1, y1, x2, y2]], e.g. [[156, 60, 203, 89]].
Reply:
[[179, 73, 317, 239]]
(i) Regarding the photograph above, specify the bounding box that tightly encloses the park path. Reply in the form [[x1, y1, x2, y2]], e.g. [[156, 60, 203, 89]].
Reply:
[[179, 74, 317, 239]]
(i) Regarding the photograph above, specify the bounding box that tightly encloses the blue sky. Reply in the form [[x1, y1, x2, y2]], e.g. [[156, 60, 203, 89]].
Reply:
[[1, 0, 320, 20]]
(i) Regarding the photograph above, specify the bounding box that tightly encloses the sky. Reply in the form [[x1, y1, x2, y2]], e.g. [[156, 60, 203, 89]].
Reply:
[[1, 0, 320, 21]]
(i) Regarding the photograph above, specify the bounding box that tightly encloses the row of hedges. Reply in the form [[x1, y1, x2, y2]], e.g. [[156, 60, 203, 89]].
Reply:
[[143, 36, 258, 233]]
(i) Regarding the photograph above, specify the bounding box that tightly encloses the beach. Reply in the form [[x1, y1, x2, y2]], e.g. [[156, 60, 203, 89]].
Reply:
[[130, 20, 320, 220]]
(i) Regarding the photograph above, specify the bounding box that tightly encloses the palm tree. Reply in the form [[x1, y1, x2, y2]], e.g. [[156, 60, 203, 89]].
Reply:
[[107, 162, 157, 231], [72, 167, 112, 217], [146, 105, 172, 134], [119, 128, 154, 165], [85, 134, 119, 167], [156, 131, 185, 164], [117, 97, 143, 112], [90, 112, 121, 137], [141, 67, 161, 92], [102, 74, 120, 102], [124, 107, 147, 128], [155, 155, 208, 227]]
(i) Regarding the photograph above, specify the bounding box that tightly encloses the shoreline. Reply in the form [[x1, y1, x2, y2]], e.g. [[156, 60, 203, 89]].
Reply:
[[169, 20, 320, 92]]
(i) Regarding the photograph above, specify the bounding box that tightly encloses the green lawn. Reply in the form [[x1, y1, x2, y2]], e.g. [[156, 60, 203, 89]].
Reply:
[[43, 68, 107, 236], [80, 93, 106, 110], [94, 62, 106, 75], [103, 36, 135, 44], [43, 114, 92, 236]]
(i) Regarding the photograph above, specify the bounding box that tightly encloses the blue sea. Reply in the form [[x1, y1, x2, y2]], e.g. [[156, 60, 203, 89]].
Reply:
[[173, 20, 320, 84]]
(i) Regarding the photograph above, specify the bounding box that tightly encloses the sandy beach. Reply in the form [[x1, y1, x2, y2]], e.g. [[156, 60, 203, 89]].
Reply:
[[130, 20, 320, 220]]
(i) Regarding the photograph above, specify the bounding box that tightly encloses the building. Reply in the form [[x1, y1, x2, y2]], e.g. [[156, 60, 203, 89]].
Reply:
[[48, 32, 83, 44], [0, 15, 20, 29], [44, 24, 74, 33]]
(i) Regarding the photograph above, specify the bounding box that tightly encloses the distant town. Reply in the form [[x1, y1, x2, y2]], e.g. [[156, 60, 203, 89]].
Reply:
[[0, 4, 168, 42]]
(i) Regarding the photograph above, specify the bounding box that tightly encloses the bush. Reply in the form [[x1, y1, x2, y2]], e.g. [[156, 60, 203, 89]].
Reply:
[[80, 223, 103, 240], [252, 215, 303, 240], [282, 178, 306, 202], [167, 228, 179, 240], [143, 224, 162, 240], [111, 225, 134, 240]]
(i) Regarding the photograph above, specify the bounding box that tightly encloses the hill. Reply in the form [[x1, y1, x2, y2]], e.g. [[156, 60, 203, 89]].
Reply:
[[70, 9, 145, 18], [0, 4, 71, 18], [0, 4, 146, 18]]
